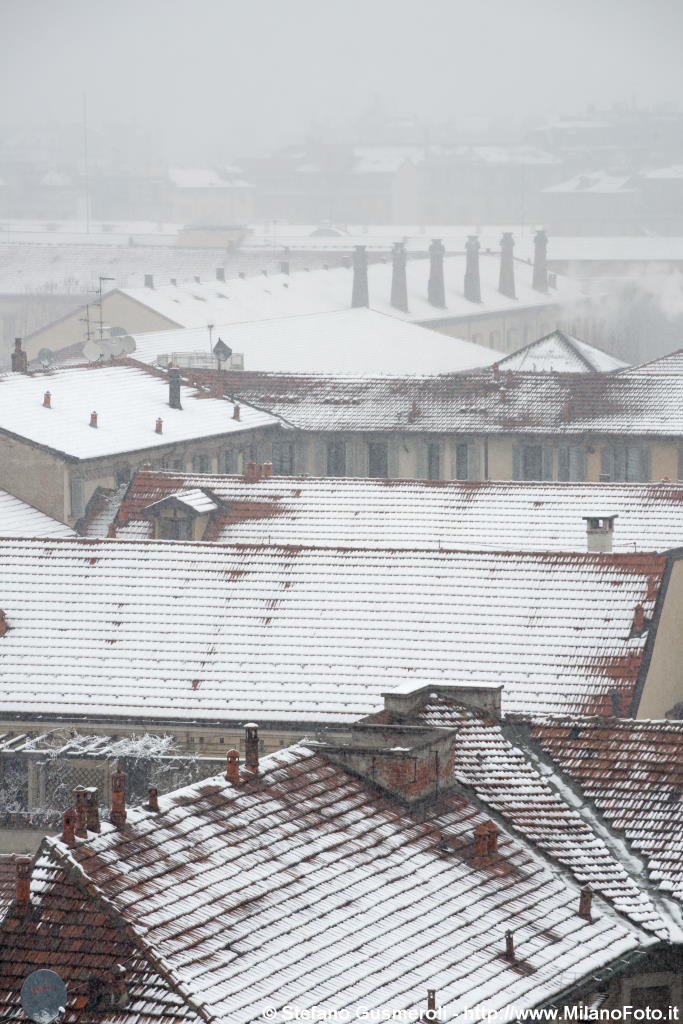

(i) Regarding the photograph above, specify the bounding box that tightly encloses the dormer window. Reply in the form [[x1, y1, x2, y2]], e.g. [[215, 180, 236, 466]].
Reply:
[[142, 489, 222, 542]]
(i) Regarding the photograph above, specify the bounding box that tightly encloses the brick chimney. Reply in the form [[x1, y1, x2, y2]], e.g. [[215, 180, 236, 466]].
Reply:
[[11, 339, 28, 374], [110, 766, 127, 828], [244, 723, 260, 772], [43, 391, 51, 408], [390, 242, 408, 312], [351, 246, 369, 308], [85, 787, 100, 832], [486, 821, 499, 854], [0, 610, 8, 637], [533, 229, 548, 292], [464, 236, 481, 303], [74, 785, 88, 838], [474, 822, 489, 857], [225, 748, 240, 783], [15, 858, 31, 915], [110, 965, 129, 1007], [578, 885, 593, 921], [427, 239, 446, 308], [62, 806, 75, 844], [583, 515, 617, 554], [263, 461, 273, 479], [244, 460, 256, 482], [89, 411, 98, 428], [155, 417, 163, 434], [147, 786, 159, 812], [216, 267, 226, 282], [633, 603, 645, 633], [169, 366, 182, 410], [233, 403, 241, 421], [498, 233, 516, 299]]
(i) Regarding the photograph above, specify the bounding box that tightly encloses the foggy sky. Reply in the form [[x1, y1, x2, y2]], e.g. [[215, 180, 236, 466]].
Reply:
[[3, 0, 683, 161]]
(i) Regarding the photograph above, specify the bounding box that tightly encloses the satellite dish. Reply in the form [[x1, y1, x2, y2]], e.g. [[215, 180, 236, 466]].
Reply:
[[109, 326, 126, 337], [97, 338, 114, 359], [83, 340, 102, 362], [38, 348, 55, 368], [213, 338, 232, 361], [120, 335, 136, 354], [109, 336, 126, 357], [21, 969, 67, 1023]]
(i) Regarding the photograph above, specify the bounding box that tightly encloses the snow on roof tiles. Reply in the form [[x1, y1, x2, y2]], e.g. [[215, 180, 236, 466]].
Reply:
[[129, 308, 498, 374], [104, 471, 683, 554], [220, 365, 683, 436], [0, 363, 278, 459], [19, 745, 654, 1023], [0, 538, 665, 723], [496, 330, 627, 373], [527, 717, 683, 901], [0, 490, 74, 537], [619, 348, 683, 374], [118, 252, 581, 328]]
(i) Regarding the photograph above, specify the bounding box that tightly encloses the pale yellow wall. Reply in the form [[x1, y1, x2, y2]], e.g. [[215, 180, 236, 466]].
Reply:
[[0, 434, 67, 521], [24, 292, 179, 360], [637, 558, 683, 718]]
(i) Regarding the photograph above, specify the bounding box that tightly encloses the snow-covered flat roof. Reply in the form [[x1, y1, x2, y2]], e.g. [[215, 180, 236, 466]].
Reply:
[[117, 251, 581, 329], [0, 490, 75, 537], [129, 308, 498, 374], [0, 364, 279, 459], [0, 538, 665, 723], [107, 472, 683, 553]]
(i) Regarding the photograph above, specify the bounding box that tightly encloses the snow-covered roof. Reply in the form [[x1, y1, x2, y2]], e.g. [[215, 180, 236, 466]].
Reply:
[[0, 364, 279, 460], [513, 236, 683, 263], [144, 488, 220, 515], [496, 330, 627, 373], [0, 538, 665, 723], [5, 741, 656, 1023], [528, 717, 683, 902], [543, 172, 636, 194], [168, 167, 252, 189], [220, 365, 683, 436], [642, 165, 683, 180], [117, 252, 581, 329], [129, 308, 497, 374], [0, 490, 75, 537], [619, 348, 683, 374], [105, 472, 683, 553]]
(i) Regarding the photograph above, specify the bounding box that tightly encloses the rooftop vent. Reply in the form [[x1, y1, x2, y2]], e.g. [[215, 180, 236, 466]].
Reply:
[[43, 391, 51, 408], [583, 515, 617, 554]]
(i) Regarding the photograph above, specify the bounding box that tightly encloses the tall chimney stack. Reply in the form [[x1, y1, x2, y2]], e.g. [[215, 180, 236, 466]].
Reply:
[[74, 786, 88, 838], [62, 806, 75, 844], [169, 366, 182, 410], [351, 246, 369, 308], [244, 723, 260, 773], [15, 858, 31, 915], [216, 267, 226, 282], [226, 748, 240, 784], [533, 229, 548, 292], [427, 239, 446, 308], [584, 515, 616, 554], [498, 233, 516, 299], [464, 236, 481, 303], [390, 242, 408, 312], [85, 787, 100, 833], [110, 766, 127, 828], [11, 339, 27, 373]]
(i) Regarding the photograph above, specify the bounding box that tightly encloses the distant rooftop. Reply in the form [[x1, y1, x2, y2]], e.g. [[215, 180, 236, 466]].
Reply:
[[496, 329, 628, 373], [0, 490, 74, 537]]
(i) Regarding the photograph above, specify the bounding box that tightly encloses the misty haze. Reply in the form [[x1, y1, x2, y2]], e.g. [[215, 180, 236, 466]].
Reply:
[[0, 3, 683, 1023]]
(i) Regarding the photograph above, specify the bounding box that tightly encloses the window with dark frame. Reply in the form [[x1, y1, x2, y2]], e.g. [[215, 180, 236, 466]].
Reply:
[[368, 441, 388, 478], [427, 443, 440, 480], [455, 444, 468, 480], [327, 441, 346, 477], [272, 441, 294, 476]]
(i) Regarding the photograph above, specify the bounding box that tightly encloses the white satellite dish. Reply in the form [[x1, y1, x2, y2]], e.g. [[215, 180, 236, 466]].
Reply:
[[83, 340, 102, 362], [120, 335, 136, 354], [38, 348, 55, 368]]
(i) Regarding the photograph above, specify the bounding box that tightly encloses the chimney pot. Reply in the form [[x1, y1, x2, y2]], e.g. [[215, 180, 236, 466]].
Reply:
[[15, 857, 31, 914], [225, 748, 240, 783], [492, 362, 500, 379], [633, 603, 645, 632], [143, 462, 151, 472], [111, 964, 127, 1003], [233, 403, 241, 421], [216, 267, 226, 282], [0, 610, 8, 637], [147, 786, 159, 812], [263, 461, 273, 479], [62, 806, 75, 844], [155, 417, 163, 434], [647, 576, 658, 601], [505, 929, 515, 962], [169, 366, 182, 410], [351, 245, 369, 308], [107, 523, 117, 538], [255, 463, 263, 480], [486, 821, 499, 855], [474, 822, 489, 857], [11, 338, 28, 374], [85, 787, 100, 833], [533, 229, 549, 293], [578, 884, 593, 921], [464, 236, 481, 303], [428, 239, 446, 308], [244, 723, 260, 772], [74, 785, 88, 838], [110, 765, 127, 828], [89, 410, 98, 428], [245, 459, 256, 482], [498, 233, 516, 299], [390, 242, 409, 312], [144, 274, 154, 289], [43, 391, 51, 408]]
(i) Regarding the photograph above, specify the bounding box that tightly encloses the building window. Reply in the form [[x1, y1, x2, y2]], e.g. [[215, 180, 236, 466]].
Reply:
[[115, 465, 130, 487], [368, 441, 388, 478], [489, 330, 501, 349], [222, 450, 235, 474], [558, 446, 586, 481], [239, 446, 257, 471], [70, 477, 85, 518], [513, 444, 553, 481], [427, 443, 440, 480], [158, 517, 193, 540], [272, 441, 294, 476], [455, 444, 468, 480], [601, 446, 651, 482], [192, 454, 210, 473], [327, 441, 346, 477]]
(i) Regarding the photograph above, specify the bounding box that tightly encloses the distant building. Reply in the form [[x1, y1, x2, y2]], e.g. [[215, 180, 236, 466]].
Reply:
[[496, 329, 628, 372]]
